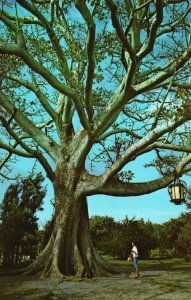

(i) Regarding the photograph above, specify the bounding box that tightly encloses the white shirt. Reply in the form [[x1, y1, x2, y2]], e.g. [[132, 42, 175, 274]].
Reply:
[[132, 245, 139, 258]]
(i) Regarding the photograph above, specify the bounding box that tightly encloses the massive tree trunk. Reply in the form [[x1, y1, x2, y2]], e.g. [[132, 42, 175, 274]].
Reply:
[[22, 165, 119, 279]]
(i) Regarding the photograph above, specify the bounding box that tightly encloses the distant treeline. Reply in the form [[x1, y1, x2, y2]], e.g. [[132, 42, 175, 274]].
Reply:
[[89, 214, 191, 260]]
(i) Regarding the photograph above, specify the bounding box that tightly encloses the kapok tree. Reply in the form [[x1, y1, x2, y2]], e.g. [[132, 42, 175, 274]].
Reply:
[[1, 0, 191, 279]]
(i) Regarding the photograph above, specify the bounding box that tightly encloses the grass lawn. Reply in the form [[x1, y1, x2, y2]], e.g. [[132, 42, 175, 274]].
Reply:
[[111, 257, 191, 272]]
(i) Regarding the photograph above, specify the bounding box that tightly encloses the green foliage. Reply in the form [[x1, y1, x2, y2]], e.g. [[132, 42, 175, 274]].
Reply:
[[90, 216, 116, 255], [0, 173, 46, 266], [39, 217, 54, 251], [90, 215, 158, 260], [176, 223, 191, 260], [90, 212, 191, 261], [155, 213, 191, 259]]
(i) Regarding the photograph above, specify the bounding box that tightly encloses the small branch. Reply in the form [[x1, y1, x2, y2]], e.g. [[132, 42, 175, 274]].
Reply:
[[0, 91, 61, 161], [137, 0, 163, 60], [105, 0, 135, 62], [0, 43, 76, 98], [101, 116, 188, 182], [0, 172, 20, 181], [0, 44, 91, 133], [0, 9, 26, 48], [151, 70, 176, 130], [0, 140, 33, 158], [157, 5, 191, 38], [16, 0, 70, 81], [147, 142, 191, 153], [7, 75, 57, 122], [97, 129, 142, 141], [0, 116, 55, 180], [134, 43, 191, 95]]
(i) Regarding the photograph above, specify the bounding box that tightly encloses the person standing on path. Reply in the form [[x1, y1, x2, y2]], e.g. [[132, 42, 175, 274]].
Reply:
[[130, 241, 140, 278]]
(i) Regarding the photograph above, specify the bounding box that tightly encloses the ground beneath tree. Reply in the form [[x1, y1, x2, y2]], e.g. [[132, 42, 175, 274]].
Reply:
[[0, 260, 191, 299]]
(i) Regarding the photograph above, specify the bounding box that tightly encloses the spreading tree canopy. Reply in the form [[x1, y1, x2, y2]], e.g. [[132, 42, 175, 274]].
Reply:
[[1, 0, 191, 279]]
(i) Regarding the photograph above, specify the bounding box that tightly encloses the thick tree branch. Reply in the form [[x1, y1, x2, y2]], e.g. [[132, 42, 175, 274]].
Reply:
[[68, 129, 93, 169], [93, 90, 126, 138], [55, 94, 75, 142], [176, 154, 191, 174], [146, 142, 191, 153], [80, 161, 190, 197], [76, 0, 95, 122], [134, 0, 153, 13], [77, 171, 177, 197], [0, 9, 43, 25], [123, 0, 133, 16], [96, 172, 176, 197]]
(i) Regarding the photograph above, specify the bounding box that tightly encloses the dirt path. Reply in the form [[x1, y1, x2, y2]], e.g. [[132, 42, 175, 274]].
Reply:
[[0, 269, 191, 300]]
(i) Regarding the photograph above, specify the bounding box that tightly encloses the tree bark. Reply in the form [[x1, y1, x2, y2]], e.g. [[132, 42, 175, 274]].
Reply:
[[22, 171, 119, 279]]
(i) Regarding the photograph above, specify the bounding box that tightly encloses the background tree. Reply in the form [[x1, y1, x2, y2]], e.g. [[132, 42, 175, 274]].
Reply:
[[90, 216, 159, 260], [39, 217, 54, 252], [155, 213, 191, 258], [176, 220, 191, 260], [0, 173, 46, 266], [90, 216, 116, 255], [136, 219, 158, 258], [1, 0, 191, 278]]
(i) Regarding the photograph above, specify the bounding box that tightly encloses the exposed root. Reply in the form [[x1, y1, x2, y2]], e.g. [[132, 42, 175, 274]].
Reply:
[[73, 244, 87, 278], [92, 247, 121, 276], [41, 228, 66, 280], [22, 233, 54, 276]]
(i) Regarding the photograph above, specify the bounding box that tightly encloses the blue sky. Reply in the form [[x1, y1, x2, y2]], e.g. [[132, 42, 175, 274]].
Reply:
[[87, 153, 189, 224], [0, 152, 188, 228], [88, 189, 188, 224]]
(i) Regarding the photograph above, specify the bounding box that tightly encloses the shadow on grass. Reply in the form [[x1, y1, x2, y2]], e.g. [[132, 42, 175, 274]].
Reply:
[[0, 275, 55, 300], [140, 274, 161, 278]]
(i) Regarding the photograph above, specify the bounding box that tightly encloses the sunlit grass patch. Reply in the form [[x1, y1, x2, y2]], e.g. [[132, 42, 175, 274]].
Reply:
[[111, 258, 191, 270]]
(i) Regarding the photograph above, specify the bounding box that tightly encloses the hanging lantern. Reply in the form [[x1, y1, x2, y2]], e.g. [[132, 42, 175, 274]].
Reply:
[[168, 179, 187, 205]]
